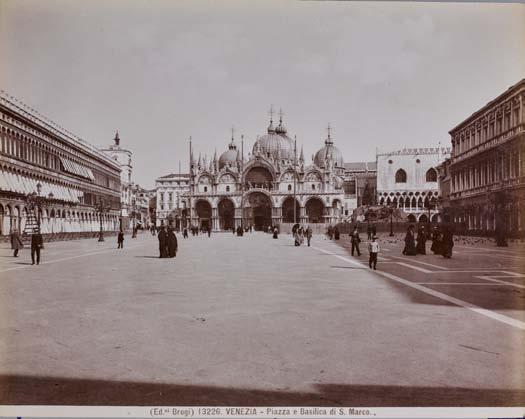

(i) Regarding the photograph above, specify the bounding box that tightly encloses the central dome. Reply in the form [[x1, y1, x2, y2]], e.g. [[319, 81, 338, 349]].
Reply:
[[253, 133, 294, 160], [253, 116, 294, 160]]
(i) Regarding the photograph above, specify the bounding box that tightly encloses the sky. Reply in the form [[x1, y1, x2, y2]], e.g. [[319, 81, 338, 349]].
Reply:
[[0, 0, 524, 189]]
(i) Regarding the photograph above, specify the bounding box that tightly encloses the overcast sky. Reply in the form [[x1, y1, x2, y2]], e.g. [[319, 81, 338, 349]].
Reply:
[[1, 1, 524, 188]]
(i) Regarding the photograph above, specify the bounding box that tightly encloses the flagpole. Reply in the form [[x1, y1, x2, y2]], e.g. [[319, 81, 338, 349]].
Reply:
[[294, 136, 297, 225]]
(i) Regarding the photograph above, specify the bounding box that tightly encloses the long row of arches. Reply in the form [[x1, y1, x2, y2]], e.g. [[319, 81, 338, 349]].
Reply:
[[0, 202, 120, 236], [191, 194, 342, 231]]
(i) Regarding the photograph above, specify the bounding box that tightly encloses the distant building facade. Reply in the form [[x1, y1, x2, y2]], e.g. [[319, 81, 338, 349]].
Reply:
[[155, 173, 191, 229], [181, 113, 346, 231], [376, 147, 450, 222], [447, 79, 525, 236], [0, 91, 121, 236], [342, 162, 377, 217]]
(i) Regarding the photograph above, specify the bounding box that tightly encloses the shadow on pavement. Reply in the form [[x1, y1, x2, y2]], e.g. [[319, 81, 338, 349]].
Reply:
[[0, 375, 523, 406], [134, 256, 160, 259]]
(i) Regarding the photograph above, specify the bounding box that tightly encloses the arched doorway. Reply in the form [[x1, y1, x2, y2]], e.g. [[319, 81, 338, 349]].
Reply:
[[306, 198, 324, 223], [245, 166, 274, 190], [407, 213, 417, 222], [195, 200, 212, 230], [282, 197, 300, 223], [418, 213, 428, 223], [243, 192, 272, 231], [218, 198, 235, 231]]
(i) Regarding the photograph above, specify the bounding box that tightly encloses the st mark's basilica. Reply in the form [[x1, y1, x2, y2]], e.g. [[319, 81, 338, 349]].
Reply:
[[182, 112, 346, 231]]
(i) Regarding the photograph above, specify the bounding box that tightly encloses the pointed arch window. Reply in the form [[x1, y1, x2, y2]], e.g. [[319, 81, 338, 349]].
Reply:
[[395, 169, 407, 183], [426, 168, 437, 182]]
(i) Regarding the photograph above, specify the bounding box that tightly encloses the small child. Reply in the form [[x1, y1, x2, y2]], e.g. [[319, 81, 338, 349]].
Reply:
[[368, 235, 380, 270]]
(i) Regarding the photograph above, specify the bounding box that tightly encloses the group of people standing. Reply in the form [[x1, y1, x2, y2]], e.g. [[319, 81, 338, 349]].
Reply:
[[292, 225, 313, 247], [10, 228, 44, 265], [157, 225, 178, 258], [326, 225, 341, 240], [403, 224, 454, 258]]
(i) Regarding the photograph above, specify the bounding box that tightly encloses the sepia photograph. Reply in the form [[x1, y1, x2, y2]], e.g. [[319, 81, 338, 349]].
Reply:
[[0, 0, 524, 417]]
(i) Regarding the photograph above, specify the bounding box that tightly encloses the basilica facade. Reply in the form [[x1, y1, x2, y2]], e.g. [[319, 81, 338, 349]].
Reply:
[[181, 115, 345, 231]]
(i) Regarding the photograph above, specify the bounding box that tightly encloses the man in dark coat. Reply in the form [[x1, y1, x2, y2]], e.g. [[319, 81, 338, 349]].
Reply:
[[416, 225, 426, 255], [273, 226, 279, 239], [207, 226, 211, 237], [403, 225, 417, 255], [334, 226, 340, 240], [367, 224, 372, 240], [10, 228, 23, 257], [430, 226, 442, 255], [327, 225, 334, 240], [158, 226, 168, 258], [350, 226, 361, 256], [30, 228, 44, 265], [117, 230, 124, 249], [183, 228, 188, 239], [441, 226, 454, 258], [167, 227, 178, 258], [371, 224, 377, 237]]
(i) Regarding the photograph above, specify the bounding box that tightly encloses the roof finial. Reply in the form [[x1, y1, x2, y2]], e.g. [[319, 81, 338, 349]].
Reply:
[[114, 130, 120, 146], [269, 105, 274, 123], [279, 108, 284, 123], [231, 125, 235, 141], [326, 123, 333, 145]]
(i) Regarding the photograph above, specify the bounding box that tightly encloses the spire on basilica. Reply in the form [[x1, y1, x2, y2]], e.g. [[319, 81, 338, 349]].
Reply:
[[299, 145, 304, 163], [197, 153, 202, 169]]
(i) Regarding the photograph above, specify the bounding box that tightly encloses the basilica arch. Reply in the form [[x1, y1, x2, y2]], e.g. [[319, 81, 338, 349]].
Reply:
[[195, 199, 212, 230], [282, 196, 300, 223], [305, 197, 325, 223], [218, 197, 235, 231], [242, 191, 272, 231]]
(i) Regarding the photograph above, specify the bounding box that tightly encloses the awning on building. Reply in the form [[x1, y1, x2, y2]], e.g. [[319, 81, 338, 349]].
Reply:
[[0, 170, 84, 204], [59, 157, 95, 181]]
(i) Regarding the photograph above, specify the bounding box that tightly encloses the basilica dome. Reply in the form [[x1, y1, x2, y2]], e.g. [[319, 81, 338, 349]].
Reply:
[[219, 139, 239, 169], [314, 128, 344, 168], [253, 118, 294, 160]]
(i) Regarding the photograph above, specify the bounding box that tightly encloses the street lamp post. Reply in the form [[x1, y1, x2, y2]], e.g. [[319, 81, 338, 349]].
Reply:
[[131, 202, 137, 238], [95, 199, 110, 242]]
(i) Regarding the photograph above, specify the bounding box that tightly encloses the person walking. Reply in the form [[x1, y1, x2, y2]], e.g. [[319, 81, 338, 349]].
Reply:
[[367, 224, 372, 241], [273, 226, 279, 239], [306, 226, 312, 247], [441, 226, 454, 259], [350, 226, 361, 256], [30, 228, 44, 265], [371, 224, 377, 238], [183, 227, 188, 239], [430, 226, 442, 255], [327, 225, 334, 240], [402, 225, 417, 255], [117, 230, 124, 249], [167, 227, 178, 258], [368, 235, 380, 270], [158, 226, 168, 258], [10, 228, 23, 257], [416, 225, 427, 255], [334, 226, 340, 240]]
